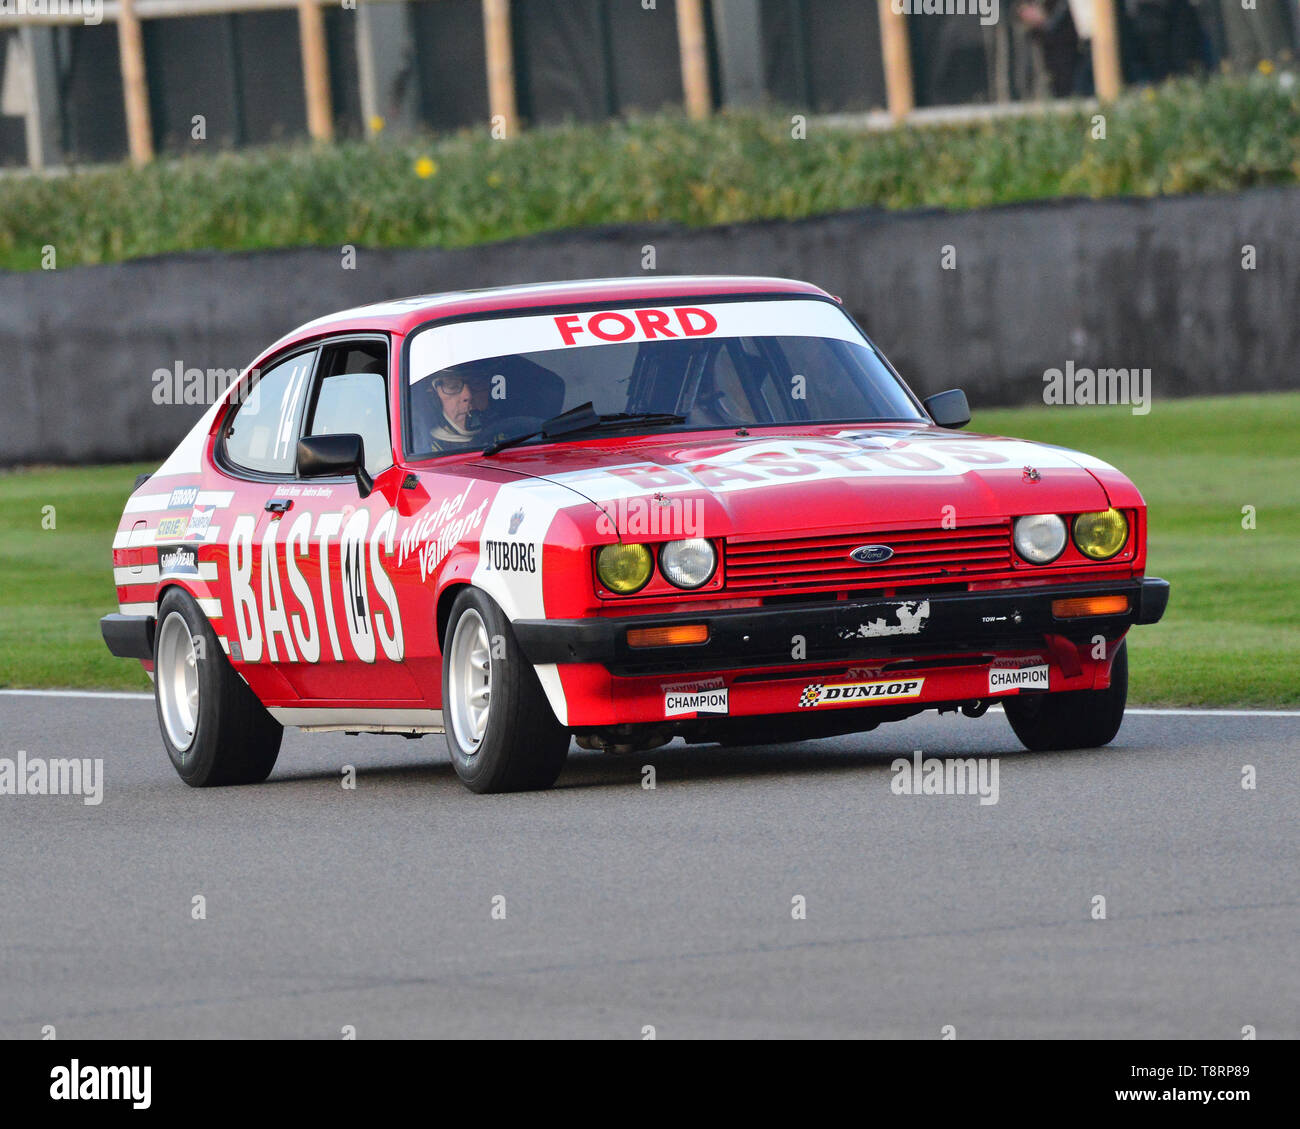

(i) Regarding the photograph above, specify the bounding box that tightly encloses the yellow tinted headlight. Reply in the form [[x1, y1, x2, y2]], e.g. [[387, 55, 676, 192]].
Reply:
[[1072, 509, 1129, 560], [596, 543, 653, 594]]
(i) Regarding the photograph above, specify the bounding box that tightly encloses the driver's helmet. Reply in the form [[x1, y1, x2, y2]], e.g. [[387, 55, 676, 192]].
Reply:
[[425, 366, 491, 451]]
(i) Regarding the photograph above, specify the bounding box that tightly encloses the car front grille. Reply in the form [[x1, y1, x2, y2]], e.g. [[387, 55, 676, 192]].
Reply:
[[724, 521, 1014, 594]]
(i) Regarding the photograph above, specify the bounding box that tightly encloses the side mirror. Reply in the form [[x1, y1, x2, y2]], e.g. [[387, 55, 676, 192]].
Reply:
[[922, 389, 971, 430], [297, 434, 373, 499]]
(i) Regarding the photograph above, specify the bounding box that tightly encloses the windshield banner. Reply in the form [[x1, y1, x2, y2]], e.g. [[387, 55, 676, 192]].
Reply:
[[409, 299, 862, 384]]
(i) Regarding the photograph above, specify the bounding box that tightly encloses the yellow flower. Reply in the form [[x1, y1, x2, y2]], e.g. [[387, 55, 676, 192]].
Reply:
[[487, 171, 503, 187], [1258, 59, 1275, 76], [414, 157, 438, 179], [369, 115, 386, 135]]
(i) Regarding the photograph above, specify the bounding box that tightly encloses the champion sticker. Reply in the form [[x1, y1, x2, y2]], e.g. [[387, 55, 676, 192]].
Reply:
[[664, 688, 729, 716], [182, 505, 215, 541], [988, 664, 1049, 694], [799, 678, 925, 708]]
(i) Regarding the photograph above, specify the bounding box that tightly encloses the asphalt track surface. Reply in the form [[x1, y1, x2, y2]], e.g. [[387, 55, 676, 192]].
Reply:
[[1, 693, 1296, 1039]]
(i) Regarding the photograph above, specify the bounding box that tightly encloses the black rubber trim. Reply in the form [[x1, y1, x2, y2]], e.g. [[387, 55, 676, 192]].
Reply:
[[1135, 577, 1170, 625], [513, 578, 1169, 676], [100, 614, 155, 660]]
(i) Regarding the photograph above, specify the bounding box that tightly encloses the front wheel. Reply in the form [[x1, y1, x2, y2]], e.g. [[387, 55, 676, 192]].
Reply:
[[154, 588, 282, 786], [441, 588, 570, 793], [1003, 640, 1128, 752]]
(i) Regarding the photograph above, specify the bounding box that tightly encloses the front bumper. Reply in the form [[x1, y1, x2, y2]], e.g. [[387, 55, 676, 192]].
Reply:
[[515, 578, 1169, 676]]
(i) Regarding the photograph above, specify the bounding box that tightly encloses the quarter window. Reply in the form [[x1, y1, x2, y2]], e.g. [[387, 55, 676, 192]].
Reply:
[[304, 341, 392, 475], [223, 352, 314, 475]]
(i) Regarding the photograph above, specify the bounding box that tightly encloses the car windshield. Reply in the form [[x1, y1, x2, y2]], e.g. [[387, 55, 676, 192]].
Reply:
[[404, 298, 924, 458]]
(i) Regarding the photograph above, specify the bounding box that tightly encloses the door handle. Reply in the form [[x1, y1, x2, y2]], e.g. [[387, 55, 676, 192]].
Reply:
[[265, 499, 293, 516]]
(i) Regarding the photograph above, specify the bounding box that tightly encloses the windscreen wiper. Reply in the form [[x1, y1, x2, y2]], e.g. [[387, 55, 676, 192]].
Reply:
[[481, 403, 687, 456]]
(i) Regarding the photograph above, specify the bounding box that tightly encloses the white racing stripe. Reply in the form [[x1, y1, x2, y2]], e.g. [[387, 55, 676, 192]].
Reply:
[[112, 526, 222, 549], [123, 490, 235, 516], [114, 563, 220, 585]]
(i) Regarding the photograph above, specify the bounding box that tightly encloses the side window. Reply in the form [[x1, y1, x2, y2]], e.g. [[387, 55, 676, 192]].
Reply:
[[223, 352, 315, 475], [305, 340, 392, 476]]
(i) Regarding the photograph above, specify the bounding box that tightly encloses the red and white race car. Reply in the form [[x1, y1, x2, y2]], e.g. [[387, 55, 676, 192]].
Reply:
[[102, 276, 1168, 792]]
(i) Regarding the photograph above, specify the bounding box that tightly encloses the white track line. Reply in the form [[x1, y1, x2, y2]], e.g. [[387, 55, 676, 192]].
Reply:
[[985, 704, 1300, 718], [0, 690, 152, 700], [1127, 708, 1300, 718], [0, 690, 1296, 717]]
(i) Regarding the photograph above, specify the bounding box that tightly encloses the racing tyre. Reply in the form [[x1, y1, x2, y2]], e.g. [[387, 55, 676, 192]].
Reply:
[[442, 588, 569, 793], [154, 588, 282, 786], [1003, 640, 1128, 752]]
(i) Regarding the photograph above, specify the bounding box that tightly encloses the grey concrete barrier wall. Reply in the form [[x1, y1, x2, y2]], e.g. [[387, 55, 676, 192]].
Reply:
[[2, 185, 1298, 465]]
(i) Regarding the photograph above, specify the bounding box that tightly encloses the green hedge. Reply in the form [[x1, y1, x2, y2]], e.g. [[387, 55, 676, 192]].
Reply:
[[2, 72, 1297, 272]]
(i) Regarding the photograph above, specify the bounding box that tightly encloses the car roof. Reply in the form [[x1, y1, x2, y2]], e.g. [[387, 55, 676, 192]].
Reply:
[[269, 275, 836, 353]]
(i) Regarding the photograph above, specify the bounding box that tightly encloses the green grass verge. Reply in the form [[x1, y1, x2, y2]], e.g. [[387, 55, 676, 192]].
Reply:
[[2, 72, 1298, 271], [973, 392, 1300, 708], [1, 393, 1295, 704], [0, 463, 155, 691]]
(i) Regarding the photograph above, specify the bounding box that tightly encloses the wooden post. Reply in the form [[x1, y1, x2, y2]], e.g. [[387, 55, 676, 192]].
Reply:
[[298, 0, 334, 142], [1090, 0, 1123, 102], [876, 0, 914, 121], [482, 0, 517, 136], [116, 0, 154, 165], [676, 0, 712, 120]]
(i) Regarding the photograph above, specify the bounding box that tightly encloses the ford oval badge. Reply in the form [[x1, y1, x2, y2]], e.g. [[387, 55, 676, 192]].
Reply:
[[850, 545, 895, 564]]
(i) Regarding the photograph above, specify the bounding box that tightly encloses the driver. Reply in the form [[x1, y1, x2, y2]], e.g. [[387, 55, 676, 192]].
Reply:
[[425, 368, 492, 452]]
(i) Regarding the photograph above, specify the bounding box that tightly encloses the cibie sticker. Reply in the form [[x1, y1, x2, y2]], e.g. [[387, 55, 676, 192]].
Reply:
[[156, 516, 188, 539], [988, 664, 1049, 694], [664, 688, 729, 717], [799, 678, 924, 708]]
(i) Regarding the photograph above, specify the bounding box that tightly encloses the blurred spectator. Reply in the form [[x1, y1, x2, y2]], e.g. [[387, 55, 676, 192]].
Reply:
[[1121, 0, 1213, 82], [1016, 0, 1093, 94], [1218, 0, 1296, 68]]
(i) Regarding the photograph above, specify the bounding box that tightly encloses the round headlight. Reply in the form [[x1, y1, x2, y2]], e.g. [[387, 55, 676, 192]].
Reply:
[[596, 543, 653, 594], [1072, 509, 1129, 560], [1013, 514, 1068, 564], [658, 539, 717, 590]]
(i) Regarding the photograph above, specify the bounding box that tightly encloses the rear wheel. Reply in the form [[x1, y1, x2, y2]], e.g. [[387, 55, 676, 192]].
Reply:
[[1003, 640, 1128, 752], [154, 588, 282, 786], [442, 588, 569, 793]]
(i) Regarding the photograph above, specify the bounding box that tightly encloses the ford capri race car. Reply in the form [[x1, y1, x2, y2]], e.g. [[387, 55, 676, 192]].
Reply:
[[101, 276, 1169, 793]]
